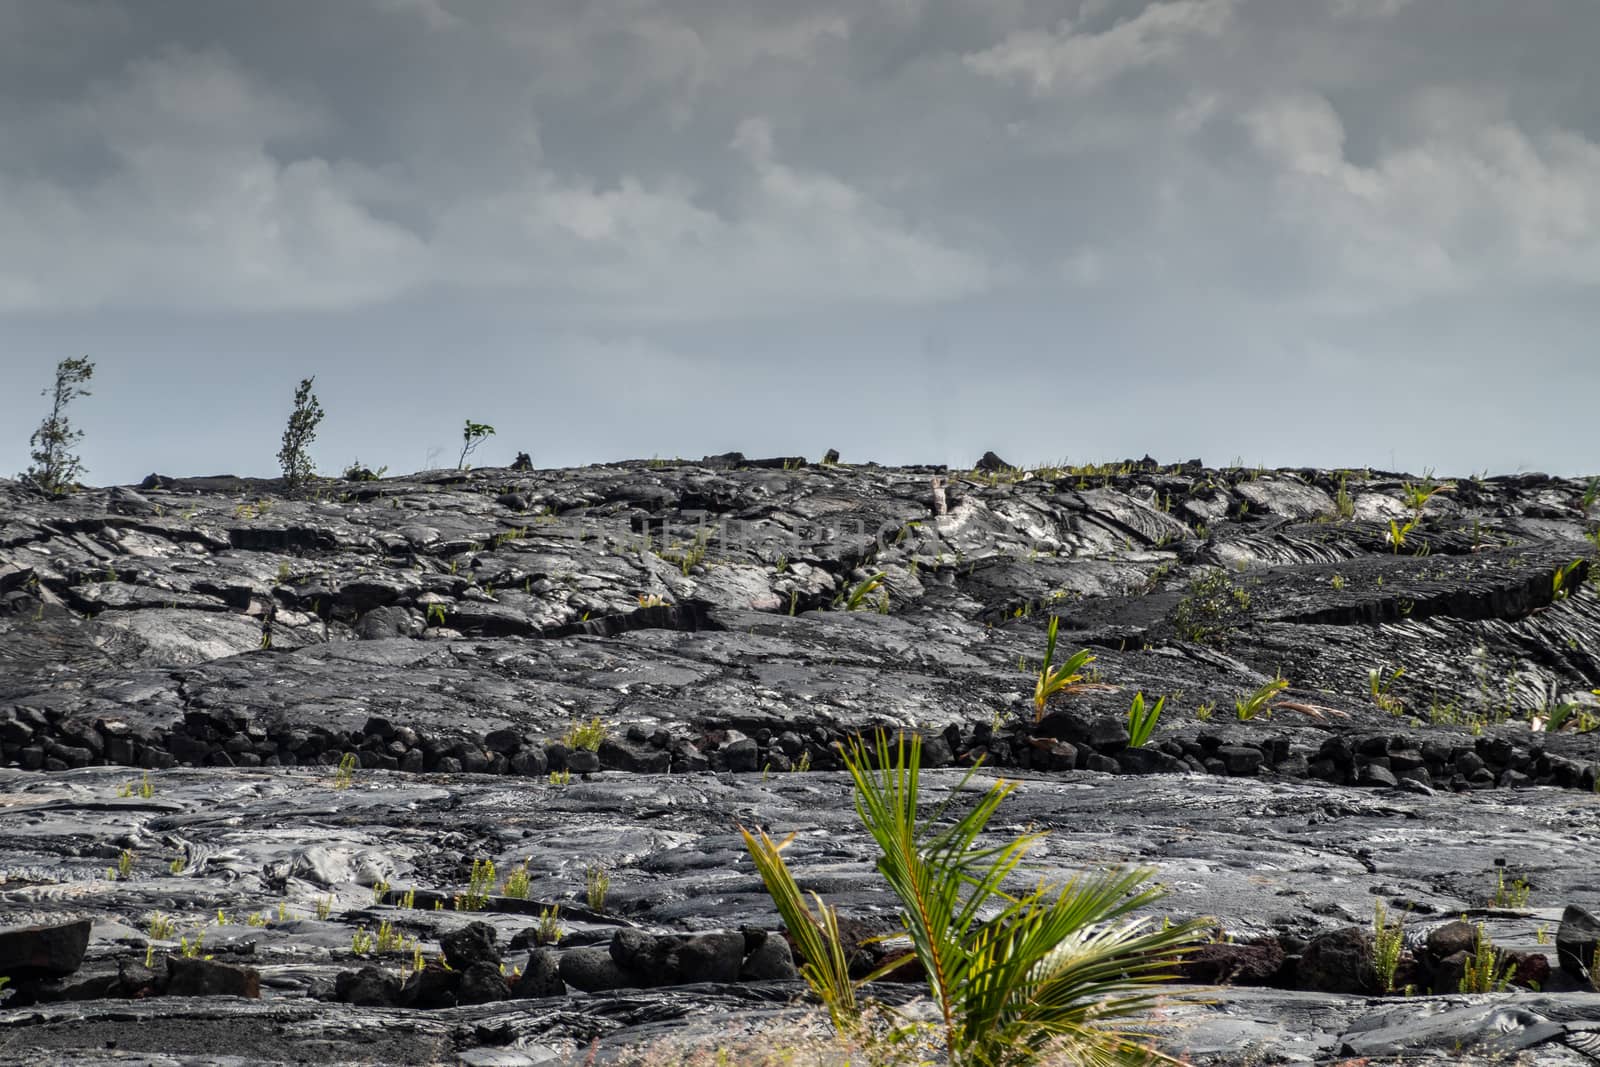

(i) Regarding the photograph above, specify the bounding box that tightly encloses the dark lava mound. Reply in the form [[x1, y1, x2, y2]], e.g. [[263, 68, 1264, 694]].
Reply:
[[4, 457, 1600, 1064]]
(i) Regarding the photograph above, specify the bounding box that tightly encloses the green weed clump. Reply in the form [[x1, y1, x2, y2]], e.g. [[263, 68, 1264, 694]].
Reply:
[[1171, 569, 1252, 644], [1459, 923, 1514, 994], [1033, 615, 1095, 722], [835, 571, 888, 613], [459, 858, 496, 911], [116, 773, 154, 799], [536, 905, 565, 945], [1126, 692, 1165, 748], [333, 752, 358, 790], [1372, 900, 1405, 994], [107, 849, 135, 882], [585, 864, 610, 913], [503, 860, 532, 900], [1236, 676, 1288, 721], [1369, 665, 1406, 715], [1490, 869, 1531, 909], [562, 717, 608, 752]]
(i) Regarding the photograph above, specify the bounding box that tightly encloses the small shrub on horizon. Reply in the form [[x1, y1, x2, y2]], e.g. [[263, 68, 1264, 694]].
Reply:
[[458, 420, 496, 469], [21, 356, 94, 496], [277, 376, 325, 490]]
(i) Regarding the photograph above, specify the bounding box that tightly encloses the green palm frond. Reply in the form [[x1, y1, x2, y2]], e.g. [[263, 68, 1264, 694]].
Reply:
[[1035, 616, 1096, 721], [839, 731, 1206, 1066], [739, 825, 861, 1033], [845, 571, 889, 611]]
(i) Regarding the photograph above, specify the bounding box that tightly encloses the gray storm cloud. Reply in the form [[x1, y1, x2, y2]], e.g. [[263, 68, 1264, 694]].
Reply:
[[1, 0, 1596, 482]]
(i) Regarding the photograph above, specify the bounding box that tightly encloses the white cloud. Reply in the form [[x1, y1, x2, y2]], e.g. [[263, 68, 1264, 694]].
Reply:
[[1241, 89, 1600, 309], [0, 48, 428, 312], [432, 119, 990, 319], [964, 0, 1236, 93], [371, 0, 462, 31], [1329, 0, 1414, 20], [496, 3, 850, 107], [0, 48, 985, 318]]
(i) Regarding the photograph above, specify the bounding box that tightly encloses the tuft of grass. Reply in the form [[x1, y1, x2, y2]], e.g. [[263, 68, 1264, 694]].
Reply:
[[1333, 472, 1354, 519], [1490, 869, 1531, 909], [107, 849, 135, 882], [1033, 615, 1095, 723], [536, 904, 565, 945], [246, 911, 268, 928], [1171, 569, 1251, 644], [178, 929, 208, 959], [316, 895, 334, 921], [1400, 479, 1454, 515], [146, 912, 177, 940], [1194, 702, 1215, 723], [375, 920, 405, 954], [548, 768, 572, 786], [1459, 923, 1514, 993], [1235, 676, 1289, 721], [585, 863, 610, 913], [1386, 517, 1416, 554], [1126, 692, 1165, 748], [333, 752, 358, 790], [460, 858, 495, 911], [116, 772, 155, 799], [837, 571, 889, 613], [503, 860, 531, 900], [1372, 900, 1405, 994], [561, 716, 608, 752], [1369, 665, 1406, 715], [1553, 559, 1585, 600], [659, 527, 713, 576]]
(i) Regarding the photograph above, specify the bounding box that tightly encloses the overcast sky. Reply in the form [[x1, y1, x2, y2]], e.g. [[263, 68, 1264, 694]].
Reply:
[[2, 0, 1597, 485]]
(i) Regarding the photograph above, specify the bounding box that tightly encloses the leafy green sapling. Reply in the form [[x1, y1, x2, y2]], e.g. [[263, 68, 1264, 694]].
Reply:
[[277, 377, 325, 489], [23, 357, 94, 495]]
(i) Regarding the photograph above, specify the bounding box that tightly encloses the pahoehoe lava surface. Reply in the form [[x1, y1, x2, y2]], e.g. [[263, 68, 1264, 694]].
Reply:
[[3, 456, 1600, 1064]]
